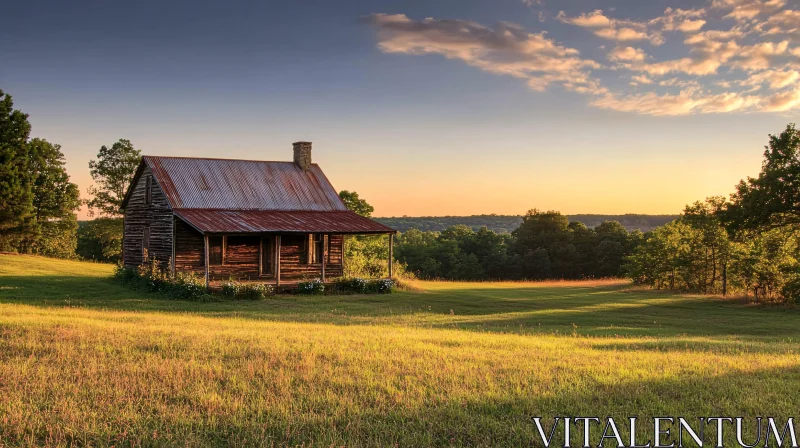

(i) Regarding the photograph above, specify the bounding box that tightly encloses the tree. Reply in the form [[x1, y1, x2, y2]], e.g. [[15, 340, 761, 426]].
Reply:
[[86, 139, 141, 217], [339, 190, 374, 217], [76, 218, 124, 262], [0, 89, 36, 250], [28, 138, 81, 257], [721, 124, 800, 234]]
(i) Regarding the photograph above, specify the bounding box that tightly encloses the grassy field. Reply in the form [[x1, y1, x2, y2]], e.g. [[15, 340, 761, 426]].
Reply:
[[0, 254, 798, 446]]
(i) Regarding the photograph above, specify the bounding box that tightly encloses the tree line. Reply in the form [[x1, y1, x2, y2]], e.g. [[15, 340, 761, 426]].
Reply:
[[0, 89, 140, 261], [626, 124, 800, 302]]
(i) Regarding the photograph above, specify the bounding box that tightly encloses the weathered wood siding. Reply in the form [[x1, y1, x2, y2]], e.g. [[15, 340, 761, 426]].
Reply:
[[174, 219, 204, 273], [172, 226, 345, 280], [123, 166, 173, 269]]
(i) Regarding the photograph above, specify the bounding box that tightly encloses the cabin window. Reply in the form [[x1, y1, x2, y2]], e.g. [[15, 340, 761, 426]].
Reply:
[[142, 226, 150, 262], [208, 236, 223, 266], [311, 234, 325, 264], [145, 175, 152, 205]]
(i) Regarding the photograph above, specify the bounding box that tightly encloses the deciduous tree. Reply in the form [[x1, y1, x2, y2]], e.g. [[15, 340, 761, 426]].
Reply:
[[86, 139, 141, 217]]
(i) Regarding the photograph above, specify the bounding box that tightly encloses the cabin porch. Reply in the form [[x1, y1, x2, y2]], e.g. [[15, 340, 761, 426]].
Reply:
[[171, 218, 394, 289]]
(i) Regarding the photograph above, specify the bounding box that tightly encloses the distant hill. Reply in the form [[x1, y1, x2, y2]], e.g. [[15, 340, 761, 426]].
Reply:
[[374, 214, 679, 234]]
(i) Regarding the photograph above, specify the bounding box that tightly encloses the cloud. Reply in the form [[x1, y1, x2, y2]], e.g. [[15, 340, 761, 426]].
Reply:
[[651, 7, 707, 33], [756, 9, 800, 37], [364, 14, 602, 93], [740, 68, 800, 89], [366, 6, 800, 116], [629, 39, 740, 76], [607, 46, 648, 62], [557, 10, 664, 45], [763, 86, 800, 111], [591, 91, 758, 115], [712, 0, 787, 21], [731, 40, 790, 70]]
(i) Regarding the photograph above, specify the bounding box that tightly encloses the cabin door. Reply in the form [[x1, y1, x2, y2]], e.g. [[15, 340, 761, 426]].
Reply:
[[260, 237, 272, 275]]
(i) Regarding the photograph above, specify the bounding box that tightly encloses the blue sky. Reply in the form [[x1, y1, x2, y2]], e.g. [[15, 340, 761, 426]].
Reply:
[[3, 0, 798, 218]]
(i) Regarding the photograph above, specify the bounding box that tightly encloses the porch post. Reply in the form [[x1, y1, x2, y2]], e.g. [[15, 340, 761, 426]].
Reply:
[[321, 234, 328, 282], [171, 216, 176, 277], [258, 237, 263, 276], [275, 234, 281, 288], [204, 234, 210, 289], [388, 233, 394, 279]]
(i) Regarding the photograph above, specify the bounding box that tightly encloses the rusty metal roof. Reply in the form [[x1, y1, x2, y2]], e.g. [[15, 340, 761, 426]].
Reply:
[[144, 156, 348, 211], [174, 209, 396, 234]]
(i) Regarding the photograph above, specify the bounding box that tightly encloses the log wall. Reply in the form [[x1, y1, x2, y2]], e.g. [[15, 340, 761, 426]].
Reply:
[[172, 226, 345, 281], [123, 166, 173, 269]]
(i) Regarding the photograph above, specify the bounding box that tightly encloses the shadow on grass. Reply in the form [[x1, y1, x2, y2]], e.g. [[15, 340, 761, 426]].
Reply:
[[1, 274, 800, 343]]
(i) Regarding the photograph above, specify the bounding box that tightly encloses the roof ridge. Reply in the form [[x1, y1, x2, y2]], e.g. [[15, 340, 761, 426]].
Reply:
[[145, 155, 319, 165], [173, 208, 358, 213]]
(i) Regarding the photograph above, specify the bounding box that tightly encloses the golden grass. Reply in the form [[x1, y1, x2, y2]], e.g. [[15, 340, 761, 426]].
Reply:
[[0, 255, 798, 446]]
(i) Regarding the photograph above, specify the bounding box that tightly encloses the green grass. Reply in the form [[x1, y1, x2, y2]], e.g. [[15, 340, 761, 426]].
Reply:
[[0, 254, 798, 446]]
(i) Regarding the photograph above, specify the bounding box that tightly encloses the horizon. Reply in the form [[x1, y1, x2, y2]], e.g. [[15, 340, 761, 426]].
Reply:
[[4, 0, 798, 220]]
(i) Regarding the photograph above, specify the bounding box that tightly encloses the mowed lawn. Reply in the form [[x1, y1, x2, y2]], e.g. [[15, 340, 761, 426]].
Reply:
[[0, 255, 799, 447]]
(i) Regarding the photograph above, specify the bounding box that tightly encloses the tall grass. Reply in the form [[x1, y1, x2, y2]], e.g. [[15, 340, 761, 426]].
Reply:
[[0, 255, 798, 446]]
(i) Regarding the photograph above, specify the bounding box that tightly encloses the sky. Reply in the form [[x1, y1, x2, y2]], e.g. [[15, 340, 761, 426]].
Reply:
[[3, 0, 799, 219]]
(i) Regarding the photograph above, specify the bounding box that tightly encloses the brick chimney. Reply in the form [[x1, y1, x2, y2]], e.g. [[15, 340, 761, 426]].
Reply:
[[293, 141, 312, 171]]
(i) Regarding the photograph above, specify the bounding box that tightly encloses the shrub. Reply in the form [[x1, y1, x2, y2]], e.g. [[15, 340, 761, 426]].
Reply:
[[240, 283, 274, 300], [781, 277, 800, 303], [375, 278, 394, 294], [298, 278, 325, 295], [329, 277, 394, 294], [170, 273, 206, 301], [220, 279, 274, 300], [114, 259, 206, 301], [220, 279, 241, 297]]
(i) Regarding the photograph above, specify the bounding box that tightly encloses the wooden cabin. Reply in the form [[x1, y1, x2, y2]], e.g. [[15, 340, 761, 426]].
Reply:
[[119, 142, 396, 288]]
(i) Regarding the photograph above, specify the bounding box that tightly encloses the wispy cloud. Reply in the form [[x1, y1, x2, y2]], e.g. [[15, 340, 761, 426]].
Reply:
[[364, 14, 604, 93], [366, 1, 800, 116]]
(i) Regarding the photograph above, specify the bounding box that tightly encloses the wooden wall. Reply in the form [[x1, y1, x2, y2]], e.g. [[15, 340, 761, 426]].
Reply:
[[123, 166, 173, 269], [172, 225, 345, 281]]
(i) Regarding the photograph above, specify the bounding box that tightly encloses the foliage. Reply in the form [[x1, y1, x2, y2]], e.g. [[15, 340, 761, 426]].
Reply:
[[86, 139, 141, 217], [26, 138, 81, 257], [376, 214, 678, 234], [338, 190, 374, 217], [343, 234, 395, 278], [221, 279, 274, 300], [114, 258, 207, 301], [0, 89, 36, 251], [298, 278, 325, 295], [76, 218, 123, 262], [35, 216, 79, 259], [626, 196, 800, 302], [395, 213, 640, 281], [721, 123, 800, 234], [330, 277, 394, 294]]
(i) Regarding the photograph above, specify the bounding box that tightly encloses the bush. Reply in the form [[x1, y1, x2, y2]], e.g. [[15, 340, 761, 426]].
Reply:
[[221, 280, 274, 300], [170, 273, 206, 300], [329, 277, 394, 294], [241, 283, 274, 300], [298, 278, 325, 295], [220, 279, 241, 297], [114, 259, 206, 301], [781, 277, 800, 303]]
